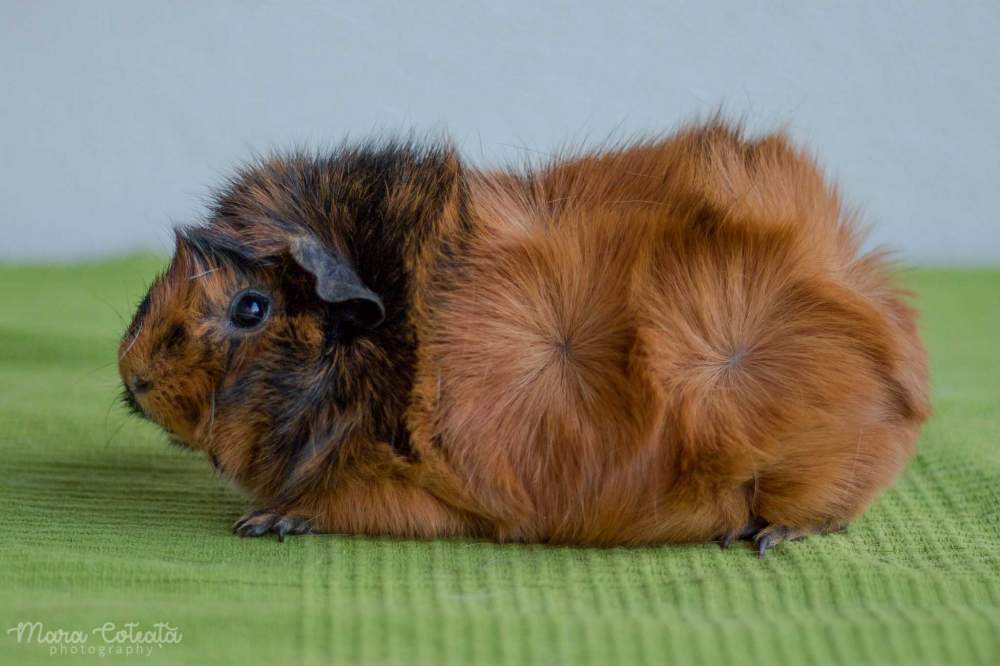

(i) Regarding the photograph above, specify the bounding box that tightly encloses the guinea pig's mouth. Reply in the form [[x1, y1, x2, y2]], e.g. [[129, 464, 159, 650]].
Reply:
[[120, 384, 147, 419], [167, 436, 194, 451], [119, 377, 212, 459], [120, 383, 170, 435]]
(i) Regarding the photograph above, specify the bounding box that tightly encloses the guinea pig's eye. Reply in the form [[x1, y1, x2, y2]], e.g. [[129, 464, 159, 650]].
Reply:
[[229, 289, 271, 329]]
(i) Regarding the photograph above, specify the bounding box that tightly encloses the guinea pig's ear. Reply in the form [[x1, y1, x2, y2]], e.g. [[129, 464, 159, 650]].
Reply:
[[288, 236, 386, 330]]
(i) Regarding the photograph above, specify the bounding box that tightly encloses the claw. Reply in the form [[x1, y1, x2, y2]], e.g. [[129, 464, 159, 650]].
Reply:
[[232, 510, 265, 535], [719, 516, 767, 550], [720, 519, 824, 557], [274, 516, 313, 542], [756, 532, 773, 558], [754, 525, 814, 557], [232, 509, 312, 540], [274, 517, 292, 543]]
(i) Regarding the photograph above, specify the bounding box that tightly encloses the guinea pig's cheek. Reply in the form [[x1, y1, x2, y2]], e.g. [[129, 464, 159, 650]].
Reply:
[[157, 412, 199, 447], [172, 396, 208, 443], [142, 381, 204, 445], [143, 393, 180, 434]]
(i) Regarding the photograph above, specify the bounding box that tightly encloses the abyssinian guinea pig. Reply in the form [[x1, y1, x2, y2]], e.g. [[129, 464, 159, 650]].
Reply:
[[118, 121, 929, 554]]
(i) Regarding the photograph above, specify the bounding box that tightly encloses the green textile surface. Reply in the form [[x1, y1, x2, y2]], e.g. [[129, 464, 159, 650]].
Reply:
[[1, 257, 998, 666]]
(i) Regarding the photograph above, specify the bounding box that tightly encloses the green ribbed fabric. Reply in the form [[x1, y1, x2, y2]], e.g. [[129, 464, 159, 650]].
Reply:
[[1, 258, 998, 665]]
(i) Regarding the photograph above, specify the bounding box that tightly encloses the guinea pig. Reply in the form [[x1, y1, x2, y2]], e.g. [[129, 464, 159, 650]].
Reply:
[[118, 121, 930, 555]]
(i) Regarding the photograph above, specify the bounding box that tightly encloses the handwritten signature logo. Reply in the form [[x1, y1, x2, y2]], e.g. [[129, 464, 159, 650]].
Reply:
[[7, 621, 182, 657]]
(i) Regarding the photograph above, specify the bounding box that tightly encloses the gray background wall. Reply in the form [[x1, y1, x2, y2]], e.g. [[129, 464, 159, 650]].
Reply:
[[2, 1, 998, 264]]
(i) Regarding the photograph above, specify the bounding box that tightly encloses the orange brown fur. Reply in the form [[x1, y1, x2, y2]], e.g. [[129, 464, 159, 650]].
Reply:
[[118, 122, 930, 549]]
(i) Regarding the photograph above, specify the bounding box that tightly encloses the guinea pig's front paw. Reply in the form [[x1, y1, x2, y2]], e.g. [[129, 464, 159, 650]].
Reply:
[[232, 508, 313, 542]]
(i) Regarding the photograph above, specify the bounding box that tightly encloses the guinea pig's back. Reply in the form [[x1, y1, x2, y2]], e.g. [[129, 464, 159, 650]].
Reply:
[[417, 125, 929, 544]]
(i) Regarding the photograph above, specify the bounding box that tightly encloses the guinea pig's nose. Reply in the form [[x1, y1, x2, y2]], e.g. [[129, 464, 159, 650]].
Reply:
[[128, 375, 152, 395]]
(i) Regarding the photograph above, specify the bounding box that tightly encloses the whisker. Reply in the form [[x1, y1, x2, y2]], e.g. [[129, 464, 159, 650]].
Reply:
[[612, 199, 669, 207], [189, 267, 221, 280], [75, 359, 120, 386], [118, 321, 143, 361], [207, 390, 217, 444], [102, 392, 117, 446], [96, 296, 127, 327], [103, 393, 131, 448], [497, 142, 552, 157]]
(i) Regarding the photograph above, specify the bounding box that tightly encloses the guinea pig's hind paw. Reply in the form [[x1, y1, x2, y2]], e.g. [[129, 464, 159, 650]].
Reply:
[[232, 509, 312, 542], [719, 517, 768, 549], [752, 525, 811, 559]]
